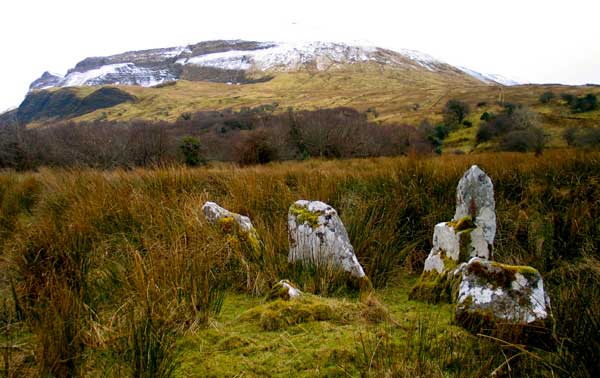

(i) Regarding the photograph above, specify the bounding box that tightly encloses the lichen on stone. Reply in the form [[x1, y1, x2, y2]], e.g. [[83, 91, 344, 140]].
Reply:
[[447, 215, 475, 232], [289, 202, 322, 228]]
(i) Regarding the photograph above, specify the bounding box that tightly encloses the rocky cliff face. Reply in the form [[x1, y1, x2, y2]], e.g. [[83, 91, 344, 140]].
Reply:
[[29, 40, 515, 90]]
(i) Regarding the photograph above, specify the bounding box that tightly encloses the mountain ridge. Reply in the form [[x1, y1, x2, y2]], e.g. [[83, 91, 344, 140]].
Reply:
[[29, 40, 519, 90]]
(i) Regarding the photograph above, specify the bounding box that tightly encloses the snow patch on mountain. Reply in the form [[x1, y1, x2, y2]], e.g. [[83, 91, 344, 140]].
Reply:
[[59, 63, 176, 87], [28, 40, 523, 91], [176, 41, 377, 71], [458, 66, 521, 86]]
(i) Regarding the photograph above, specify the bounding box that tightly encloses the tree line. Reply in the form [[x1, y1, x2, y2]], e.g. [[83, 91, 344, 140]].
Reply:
[[0, 106, 434, 170]]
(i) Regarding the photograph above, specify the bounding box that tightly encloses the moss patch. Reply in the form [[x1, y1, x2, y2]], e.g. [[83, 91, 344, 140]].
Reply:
[[447, 215, 475, 231], [289, 203, 322, 228], [409, 270, 462, 304], [466, 259, 540, 289]]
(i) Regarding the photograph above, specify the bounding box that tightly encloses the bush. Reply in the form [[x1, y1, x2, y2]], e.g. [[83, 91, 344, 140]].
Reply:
[[480, 112, 493, 121], [179, 136, 204, 166], [500, 127, 547, 155], [571, 93, 598, 113], [539, 91, 555, 104], [564, 127, 600, 148], [561, 93, 576, 105], [442, 99, 470, 128]]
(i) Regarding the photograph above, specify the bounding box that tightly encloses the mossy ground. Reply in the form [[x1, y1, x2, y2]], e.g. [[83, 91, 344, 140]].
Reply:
[[173, 274, 463, 377]]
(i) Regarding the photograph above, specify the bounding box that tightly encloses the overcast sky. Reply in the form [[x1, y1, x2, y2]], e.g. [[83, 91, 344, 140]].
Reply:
[[1, 0, 599, 111]]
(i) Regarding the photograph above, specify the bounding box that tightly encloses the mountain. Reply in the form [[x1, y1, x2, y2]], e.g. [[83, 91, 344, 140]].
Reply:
[[29, 40, 514, 90], [15, 39, 600, 154]]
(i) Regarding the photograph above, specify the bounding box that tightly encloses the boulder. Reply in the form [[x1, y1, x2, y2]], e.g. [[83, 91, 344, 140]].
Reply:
[[454, 165, 496, 245], [455, 257, 550, 327], [202, 201, 261, 250], [288, 200, 366, 278], [202, 201, 255, 233]]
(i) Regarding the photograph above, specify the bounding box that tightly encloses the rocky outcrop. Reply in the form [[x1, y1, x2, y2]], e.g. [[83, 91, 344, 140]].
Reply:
[[456, 257, 550, 327], [287, 200, 366, 278]]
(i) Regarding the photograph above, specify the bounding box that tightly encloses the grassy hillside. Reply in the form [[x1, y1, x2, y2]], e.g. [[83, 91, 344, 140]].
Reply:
[[0, 151, 598, 377], [22, 66, 600, 152]]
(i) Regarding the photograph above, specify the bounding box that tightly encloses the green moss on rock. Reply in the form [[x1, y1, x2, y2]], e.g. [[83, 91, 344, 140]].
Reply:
[[409, 270, 462, 304], [289, 203, 322, 228], [447, 215, 475, 231]]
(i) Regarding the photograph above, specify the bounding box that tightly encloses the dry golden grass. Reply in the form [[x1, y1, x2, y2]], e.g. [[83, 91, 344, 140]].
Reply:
[[0, 150, 598, 376]]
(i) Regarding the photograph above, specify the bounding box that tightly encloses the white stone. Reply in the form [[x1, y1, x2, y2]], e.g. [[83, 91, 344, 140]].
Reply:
[[202, 201, 256, 233], [288, 200, 365, 278], [454, 165, 496, 245], [423, 222, 489, 273], [456, 258, 550, 324], [278, 280, 302, 299]]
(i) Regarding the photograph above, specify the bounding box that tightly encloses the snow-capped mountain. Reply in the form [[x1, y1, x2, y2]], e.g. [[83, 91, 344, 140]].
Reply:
[[29, 40, 518, 90]]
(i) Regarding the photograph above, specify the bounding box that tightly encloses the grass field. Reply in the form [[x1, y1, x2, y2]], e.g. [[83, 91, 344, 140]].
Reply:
[[0, 150, 598, 376]]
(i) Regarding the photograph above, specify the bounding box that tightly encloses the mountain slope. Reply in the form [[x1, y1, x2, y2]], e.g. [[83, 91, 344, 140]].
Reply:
[[29, 40, 507, 90]]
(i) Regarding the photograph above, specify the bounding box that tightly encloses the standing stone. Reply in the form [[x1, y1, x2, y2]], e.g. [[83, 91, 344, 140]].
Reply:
[[454, 165, 496, 245], [456, 257, 550, 327], [423, 165, 495, 274], [288, 200, 366, 278]]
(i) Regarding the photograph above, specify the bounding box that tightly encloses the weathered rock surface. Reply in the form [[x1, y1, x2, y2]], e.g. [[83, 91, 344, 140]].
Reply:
[[288, 200, 365, 278], [423, 219, 489, 274], [202, 201, 255, 233], [422, 165, 495, 274], [454, 165, 496, 245], [455, 257, 550, 326]]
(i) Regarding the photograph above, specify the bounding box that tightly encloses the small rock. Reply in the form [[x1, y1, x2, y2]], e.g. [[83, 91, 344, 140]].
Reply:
[[288, 200, 366, 278], [202, 201, 256, 233], [455, 257, 550, 327], [268, 280, 302, 300], [454, 165, 496, 245]]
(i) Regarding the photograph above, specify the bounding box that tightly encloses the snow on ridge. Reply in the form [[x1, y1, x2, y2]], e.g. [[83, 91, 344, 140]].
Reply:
[[62, 63, 131, 86], [177, 41, 381, 71], [159, 46, 190, 58], [59, 63, 175, 87], [458, 66, 521, 86]]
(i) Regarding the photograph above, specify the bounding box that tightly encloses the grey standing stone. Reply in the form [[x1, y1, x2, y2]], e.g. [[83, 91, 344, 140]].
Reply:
[[288, 200, 365, 278], [454, 165, 496, 245]]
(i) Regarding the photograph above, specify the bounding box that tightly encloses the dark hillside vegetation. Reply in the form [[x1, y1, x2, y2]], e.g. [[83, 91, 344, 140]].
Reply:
[[16, 87, 136, 124], [0, 151, 598, 376]]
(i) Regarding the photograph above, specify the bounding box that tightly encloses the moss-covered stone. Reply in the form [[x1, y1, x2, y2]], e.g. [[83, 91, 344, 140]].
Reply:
[[289, 202, 322, 228]]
